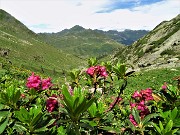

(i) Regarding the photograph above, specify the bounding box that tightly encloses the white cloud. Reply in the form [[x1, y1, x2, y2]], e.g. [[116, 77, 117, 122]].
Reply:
[[1, 0, 180, 33]]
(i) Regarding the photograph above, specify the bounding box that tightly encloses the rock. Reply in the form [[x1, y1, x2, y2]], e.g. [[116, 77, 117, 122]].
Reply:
[[167, 58, 179, 63]]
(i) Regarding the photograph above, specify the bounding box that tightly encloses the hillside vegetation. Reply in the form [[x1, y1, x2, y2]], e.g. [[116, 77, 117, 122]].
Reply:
[[0, 9, 84, 77], [113, 14, 180, 70], [38, 25, 124, 59]]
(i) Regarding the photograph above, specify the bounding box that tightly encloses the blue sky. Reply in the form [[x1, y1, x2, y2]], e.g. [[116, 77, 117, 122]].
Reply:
[[97, 0, 165, 12], [1, 0, 180, 33]]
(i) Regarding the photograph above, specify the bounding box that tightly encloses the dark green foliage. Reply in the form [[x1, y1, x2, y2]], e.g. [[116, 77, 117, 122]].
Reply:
[[160, 49, 177, 56]]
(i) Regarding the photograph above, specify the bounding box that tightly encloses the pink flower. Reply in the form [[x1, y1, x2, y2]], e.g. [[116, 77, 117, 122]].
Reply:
[[26, 73, 53, 91], [26, 72, 41, 90], [46, 95, 58, 112], [129, 114, 138, 126], [162, 82, 167, 90], [140, 88, 154, 101], [132, 91, 142, 99], [132, 89, 154, 101], [136, 101, 146, 111], [86, 66, 95, 76], [42, 78, 52, 90], [86, 65, 108, 78], [130, 102, 137, 109]]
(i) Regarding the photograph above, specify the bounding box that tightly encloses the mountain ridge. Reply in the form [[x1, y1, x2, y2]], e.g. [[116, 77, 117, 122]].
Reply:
[[0, 9, 84, 76], [112, 14, 180, 70], [38, 25, 125, 59]]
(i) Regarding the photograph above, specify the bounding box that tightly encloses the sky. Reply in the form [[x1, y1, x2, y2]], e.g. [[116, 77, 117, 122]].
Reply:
[[1, 0, 180, 33]]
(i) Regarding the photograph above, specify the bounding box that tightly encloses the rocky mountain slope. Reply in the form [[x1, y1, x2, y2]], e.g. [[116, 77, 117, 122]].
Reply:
[[38, 25, 124, 59], [0, 9, 84, 75], [113, 14, 180, 70]]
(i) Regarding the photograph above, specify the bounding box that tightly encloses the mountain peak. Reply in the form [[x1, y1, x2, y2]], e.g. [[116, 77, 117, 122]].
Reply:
[[70, 25, 85, 31], [0, 9, 12, 20]]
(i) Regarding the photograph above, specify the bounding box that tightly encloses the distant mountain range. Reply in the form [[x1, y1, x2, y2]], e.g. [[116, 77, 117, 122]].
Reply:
[[38, 25, 124, 59], [94, 29, 149, 45], [38, 25, 149, 59]]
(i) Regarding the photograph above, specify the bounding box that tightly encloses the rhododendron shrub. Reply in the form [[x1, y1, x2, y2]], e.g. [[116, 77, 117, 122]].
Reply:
[[26, 72, 53, 90], [26, 72, 41, 89], [42, 78, 53, 90], [46, 95, 58, 112], [129, 88, 154, 126], [86, 65, 108, 78]]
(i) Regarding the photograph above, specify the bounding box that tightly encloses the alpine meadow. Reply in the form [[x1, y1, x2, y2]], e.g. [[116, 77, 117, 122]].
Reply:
[[0, 8, 180, 135]]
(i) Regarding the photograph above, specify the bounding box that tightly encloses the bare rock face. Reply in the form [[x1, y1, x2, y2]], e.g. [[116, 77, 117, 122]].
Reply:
[[113, 14, 180, 70]]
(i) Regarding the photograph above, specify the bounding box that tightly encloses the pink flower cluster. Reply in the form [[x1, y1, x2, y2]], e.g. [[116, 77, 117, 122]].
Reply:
[[26, 72, 52, 90], [86, 65, 108, 78], [46, 95, 58, 112], [129, 114, 138, 126], [132, 88, 154, 101], [129, 88, 154, 126]]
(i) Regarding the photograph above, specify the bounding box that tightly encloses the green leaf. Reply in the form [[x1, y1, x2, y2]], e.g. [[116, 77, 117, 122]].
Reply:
[[30, 112, 43, 127], [13, 90, 21, 104], [34, 118, 56, 133], [0, 117, 9, 134], [120, 64, 126, 76], [45, 118, 56, 128], [69, 72, 76, 80], [142, 113, 159, 126], [62, 85, 74, 111], [88, 57, 97, 66], [101, 126, 120, 133], [34, 126, 48, 133], [58, 126, 67, 135], [153, 123, 161, 134], [0, 93, 9, 105], [15, 108, 29, 124], [132, 109, 140, 124], [73, 97, 80, 110], [13, 122, 27, 133], [74, 98, 87, 117], [73, 97, 95, 118], [171, 107, 178, 120], [88, 103, 97, 117], [172, 128, 179, 134], [165, 120, 173, 133], [159, 121, 164, 131], [62, 85, 73, 102], [0, 110, 10, 118], [126, 119, 136, 132], [80, 97, 96, 114]]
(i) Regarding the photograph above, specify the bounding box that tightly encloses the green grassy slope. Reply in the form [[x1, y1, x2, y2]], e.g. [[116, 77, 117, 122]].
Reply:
[[121, 67, 180, 97], [38, 25, 124, 59], [0, 9, 84, 76]]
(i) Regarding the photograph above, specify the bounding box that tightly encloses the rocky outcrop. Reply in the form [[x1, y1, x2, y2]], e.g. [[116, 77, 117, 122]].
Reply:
[[113, 14, 180, 70]]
